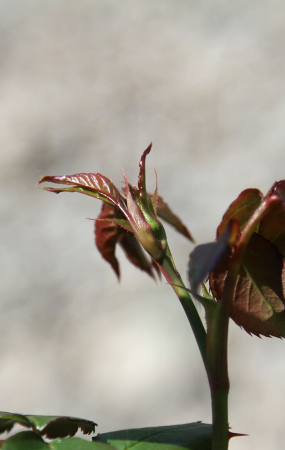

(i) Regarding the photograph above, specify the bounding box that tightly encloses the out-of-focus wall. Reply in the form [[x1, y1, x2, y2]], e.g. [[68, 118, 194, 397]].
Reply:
[[1, 1, 285, 449]]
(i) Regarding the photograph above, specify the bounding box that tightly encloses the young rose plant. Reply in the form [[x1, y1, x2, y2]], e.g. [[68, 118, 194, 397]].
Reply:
[[38, 144, 193, 279], [1, 145, 285, 450], [36, 147, 285, 449]]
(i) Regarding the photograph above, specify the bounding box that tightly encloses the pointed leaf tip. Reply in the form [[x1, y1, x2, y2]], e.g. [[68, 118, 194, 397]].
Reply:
[[156, 194, 195, 242], [37, 173, 123, 208], [140, 143, 152, 169], [138, 143, 152, 201]]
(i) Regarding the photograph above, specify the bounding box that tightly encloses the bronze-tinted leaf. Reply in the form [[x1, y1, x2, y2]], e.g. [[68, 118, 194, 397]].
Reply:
[[125, 185, 193, 243], [38, 173, 123, 208], [95, 204, 121, 279], [217, 189, 263, 238], [211, 233, 285, 337], [264, 179, 285, 200], [118, 229, 156, 279], [95, 204, 156, 279], [259, 202, 285, 256], [137, 143, 152, 209], [156, 195, 194, 242], [135, 143, 193, 242], [258, 181, 285, 256]]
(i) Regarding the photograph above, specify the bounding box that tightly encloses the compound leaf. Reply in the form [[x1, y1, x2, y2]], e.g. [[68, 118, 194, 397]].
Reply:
[[209, 184, 285, 337], [210, 233, 285, 337]]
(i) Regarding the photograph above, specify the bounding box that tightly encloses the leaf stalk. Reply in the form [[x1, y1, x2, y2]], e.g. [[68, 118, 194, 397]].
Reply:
[[156, 248, 207, 372]]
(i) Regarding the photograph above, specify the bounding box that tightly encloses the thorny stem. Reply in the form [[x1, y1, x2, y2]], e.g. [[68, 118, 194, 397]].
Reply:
[[156, 197, 281, 450], [206, 195, 281, 450]]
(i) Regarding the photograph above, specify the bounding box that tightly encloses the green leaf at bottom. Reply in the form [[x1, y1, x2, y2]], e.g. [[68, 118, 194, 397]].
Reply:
[[2, 431, 48, 450], [94, 423, 212, 450], [50, 437, 116, 450], [1, 432, 116, 450]]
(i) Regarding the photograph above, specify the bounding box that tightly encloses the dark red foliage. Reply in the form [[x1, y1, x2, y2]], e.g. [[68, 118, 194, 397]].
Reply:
[[38, 145, 193, 279], [95, 204, 156, 280], [209, 181, 285, 337]]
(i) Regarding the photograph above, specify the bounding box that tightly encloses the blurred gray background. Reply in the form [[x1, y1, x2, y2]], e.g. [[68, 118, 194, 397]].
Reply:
[[1, 1, 285, 449]]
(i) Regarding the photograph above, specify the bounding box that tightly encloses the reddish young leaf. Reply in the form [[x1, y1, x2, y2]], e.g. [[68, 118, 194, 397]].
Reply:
[[38, 173, 123, 208], [156, 195, 194, 242], [126, 187, 194, 242], [258, 181, 285, 256], [120, 170, 166, 261], [38, 145, 193, 278], [118, 229, 156, 279], [265, 179, 285, 200], [95, 204, 156, 279], [216, 188, 263, 238], [211, 233, 285, 337], [136, 143, 193, 242], [209, 185, 285, 337], [137, 143, 152, 209], [259, 202, 285, 256], [95, 204, 121, 279]]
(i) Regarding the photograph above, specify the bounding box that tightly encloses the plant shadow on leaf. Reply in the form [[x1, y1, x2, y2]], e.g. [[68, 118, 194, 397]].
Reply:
[[0, 413, 97, 440]]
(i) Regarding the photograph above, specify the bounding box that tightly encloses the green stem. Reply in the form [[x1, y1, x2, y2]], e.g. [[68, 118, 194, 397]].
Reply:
[[206, 301, 230, 450], [157, 249, 207, 371], [205, 195, 282, 449], [157, 244, 230, 449], [211, 388, 229, 450]]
